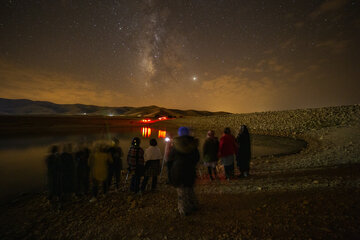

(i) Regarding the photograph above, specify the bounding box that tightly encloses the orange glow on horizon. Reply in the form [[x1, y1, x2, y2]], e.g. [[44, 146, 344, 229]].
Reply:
[[141, 127, 167, 138]]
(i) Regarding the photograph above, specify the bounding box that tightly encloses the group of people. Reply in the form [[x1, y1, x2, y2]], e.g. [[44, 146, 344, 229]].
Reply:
[[165, 125, 251, 216], [203, 125, 251, 181], [45, 139, 123, 207], [45, 125, 251, 216]]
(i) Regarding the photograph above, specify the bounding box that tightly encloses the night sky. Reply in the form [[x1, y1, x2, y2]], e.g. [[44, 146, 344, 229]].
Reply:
[[0, 0, 359, 113]]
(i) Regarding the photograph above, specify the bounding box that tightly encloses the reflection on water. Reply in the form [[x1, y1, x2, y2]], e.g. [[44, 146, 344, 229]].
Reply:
[[0, 127, 175, 202], [0, 126, 306, 202], [158, 130, 166, 138], [141, 127, 167, 139]]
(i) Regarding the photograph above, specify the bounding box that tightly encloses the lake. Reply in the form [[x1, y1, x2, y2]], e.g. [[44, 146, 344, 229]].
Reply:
[[0, 126, 306, 202]]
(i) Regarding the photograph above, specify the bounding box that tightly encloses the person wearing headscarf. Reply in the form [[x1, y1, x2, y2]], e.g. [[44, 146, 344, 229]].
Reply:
[[168, 127, 200, 216], [202, 130, 219, 180], [236, 125, 251, 177], [127, 137, 145, 194], [218, 127, 238, 180]]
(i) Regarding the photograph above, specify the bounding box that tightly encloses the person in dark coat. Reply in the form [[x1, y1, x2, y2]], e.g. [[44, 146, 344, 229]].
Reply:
[[236, 125, 251, 177], [107, 138, 123, 191], [127, 137, 144, 194], [45, 145, 61, 204], [168, 127, 200, 216], [75, 144, 90, 195], [60, 144, 75, 199], [203, 130, 219, 180]]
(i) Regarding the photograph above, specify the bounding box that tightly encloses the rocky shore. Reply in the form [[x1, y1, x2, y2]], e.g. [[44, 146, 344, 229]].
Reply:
[[1, 104, 359, 239]]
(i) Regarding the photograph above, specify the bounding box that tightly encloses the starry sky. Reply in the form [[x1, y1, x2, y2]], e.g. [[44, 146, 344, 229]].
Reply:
[[0, 0, 359, 113]]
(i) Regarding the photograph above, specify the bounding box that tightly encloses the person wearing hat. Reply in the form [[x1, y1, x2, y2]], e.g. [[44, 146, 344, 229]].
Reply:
[[107, 137, 123, 191], [127, 137, 145, 194], [168, 127, 200, 216], [203, 130, 219, 181]]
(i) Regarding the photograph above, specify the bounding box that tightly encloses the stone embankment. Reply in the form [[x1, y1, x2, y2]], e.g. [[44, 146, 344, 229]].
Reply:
[[158, 104, 360, 193]]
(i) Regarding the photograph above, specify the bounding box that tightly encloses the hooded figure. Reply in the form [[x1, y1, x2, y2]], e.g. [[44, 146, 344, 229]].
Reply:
[[236, 125, 251, 177], [168, 127, 200, 216]]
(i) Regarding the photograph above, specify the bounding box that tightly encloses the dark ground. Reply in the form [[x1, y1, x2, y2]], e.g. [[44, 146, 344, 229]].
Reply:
[[0, 163, 359, 240]]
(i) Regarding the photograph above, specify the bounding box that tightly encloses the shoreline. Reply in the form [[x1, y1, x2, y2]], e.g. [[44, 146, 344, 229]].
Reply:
[[0, 104, 359, 239]]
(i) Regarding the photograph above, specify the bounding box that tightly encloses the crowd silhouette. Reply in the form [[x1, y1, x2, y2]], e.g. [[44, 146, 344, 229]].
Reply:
[[45, 126, 251, 215]]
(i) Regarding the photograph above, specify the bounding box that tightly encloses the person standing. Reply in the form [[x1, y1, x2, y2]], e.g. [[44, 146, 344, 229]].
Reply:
[[162, 133, 174, 184], [45, 145, 62, 205], [75, 144, 90, 195], [60, 144, 75, 200], [218, 127, 237, 180], [168, 127, 200, 216], [141, 138, 162, 192], [236, 125, 251, 177], [107, 138, 123, 191], [127, 137, 145, 194], [203, 130, 219, 181], [89, 143, 113, 202]]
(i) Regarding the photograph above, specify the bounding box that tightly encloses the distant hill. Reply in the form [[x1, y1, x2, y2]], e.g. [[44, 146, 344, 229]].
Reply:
[[0, 98, 230, 117]]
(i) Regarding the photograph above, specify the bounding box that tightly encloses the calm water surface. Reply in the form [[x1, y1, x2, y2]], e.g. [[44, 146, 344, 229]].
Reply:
[[0, 126, 306, 202]]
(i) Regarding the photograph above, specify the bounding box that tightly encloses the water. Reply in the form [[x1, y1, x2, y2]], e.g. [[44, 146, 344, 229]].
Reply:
[[0, 126, 306, 202]]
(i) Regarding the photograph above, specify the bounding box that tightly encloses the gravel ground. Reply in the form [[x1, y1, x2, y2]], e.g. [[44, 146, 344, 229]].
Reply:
[[0, 104, 359, 240]]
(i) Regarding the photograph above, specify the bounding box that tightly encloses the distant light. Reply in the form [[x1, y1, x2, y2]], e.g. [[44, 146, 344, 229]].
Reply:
[[141, 118, 152, 123], [165, 137, 170, 142], [192, 76, 197, 81], [83, 113, 87, 115], [108, 113, 114, 117]]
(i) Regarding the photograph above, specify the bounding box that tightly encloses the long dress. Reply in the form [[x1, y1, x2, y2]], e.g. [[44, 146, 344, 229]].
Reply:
[[236, 128, 251, 174]]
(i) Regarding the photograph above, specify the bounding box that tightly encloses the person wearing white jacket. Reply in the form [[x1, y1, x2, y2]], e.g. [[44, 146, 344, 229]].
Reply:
[[141, 138, 162, 192]]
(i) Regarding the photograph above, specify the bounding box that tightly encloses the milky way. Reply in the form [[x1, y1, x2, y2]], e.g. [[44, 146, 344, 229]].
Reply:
[[0, 0, 359, 112]]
